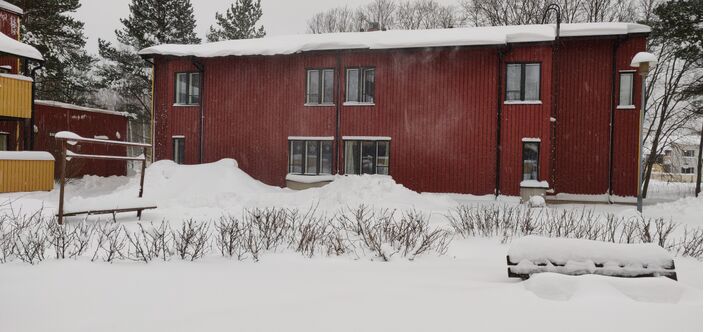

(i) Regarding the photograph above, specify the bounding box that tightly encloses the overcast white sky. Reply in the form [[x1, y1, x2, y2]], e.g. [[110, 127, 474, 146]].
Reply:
[[75, 0, 455, 54]]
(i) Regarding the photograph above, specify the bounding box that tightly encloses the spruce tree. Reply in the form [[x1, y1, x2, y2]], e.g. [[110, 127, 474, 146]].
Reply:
[[98, 0, 200, 123], [207, 0, 266, 42], [7, 0, 97, 105]]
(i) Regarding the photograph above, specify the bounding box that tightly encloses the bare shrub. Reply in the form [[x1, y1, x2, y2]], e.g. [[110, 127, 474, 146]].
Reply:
[[215, 216, 246, 260], [445, 204, 703, 259], [173, 219, 211, 261], [11, 211, 47, 264], [92, 222, 126, 263]]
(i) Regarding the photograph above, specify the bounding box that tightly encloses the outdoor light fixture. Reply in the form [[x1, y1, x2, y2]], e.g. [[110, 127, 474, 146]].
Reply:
[[630, 51, 657, 213]]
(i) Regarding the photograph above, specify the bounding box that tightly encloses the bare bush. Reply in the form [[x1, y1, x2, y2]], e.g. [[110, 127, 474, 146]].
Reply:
[[214, 216, 247, 260], [92, 222, 126, 263], [173, 219, 210, 261], [446, 203, 704, 259]]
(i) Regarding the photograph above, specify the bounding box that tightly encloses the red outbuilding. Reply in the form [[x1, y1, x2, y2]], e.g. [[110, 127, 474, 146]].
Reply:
[[0, 100, 133, 178], [140, 23, 648, 200]]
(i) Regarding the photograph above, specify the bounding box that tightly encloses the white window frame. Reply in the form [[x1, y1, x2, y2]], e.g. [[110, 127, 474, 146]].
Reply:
[[345, 67, 376, 104], [617, 70, 636, 109], [288, 139, 334, 175], [305, 69, 335, 106], [343, 137, 390, 175], [174, 72, 201, 106]]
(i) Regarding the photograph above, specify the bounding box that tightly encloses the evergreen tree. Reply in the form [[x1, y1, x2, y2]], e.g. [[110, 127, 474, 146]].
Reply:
[[98, 0, 200, 124], [7, 0, 97, 105], [207, 0, 266, 42]]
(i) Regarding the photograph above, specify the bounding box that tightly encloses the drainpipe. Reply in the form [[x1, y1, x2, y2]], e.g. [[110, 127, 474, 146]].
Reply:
[[607, 37, 623, 203], [142, 57, 156, 162], [335, 52, 342, 174], [192, 58, 205, 164], [543, 4, 561, 194], [495, 46, 507, 198], [28, 62, 43, 151]]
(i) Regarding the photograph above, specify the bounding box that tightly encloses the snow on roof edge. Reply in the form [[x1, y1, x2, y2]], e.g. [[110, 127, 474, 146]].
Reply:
[[0, 32, 43, 61], [139, 23, 651, 59], [0, 0, 23, 15], [35, 100, 136, 119]]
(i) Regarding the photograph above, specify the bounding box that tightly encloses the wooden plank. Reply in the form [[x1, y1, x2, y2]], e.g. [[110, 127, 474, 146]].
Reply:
[[59, 206, 157, 217], [56, 135, 151, 148]]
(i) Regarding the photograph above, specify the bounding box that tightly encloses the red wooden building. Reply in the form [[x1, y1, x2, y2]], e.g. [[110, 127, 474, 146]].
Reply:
[[140, 23, 648, 198]]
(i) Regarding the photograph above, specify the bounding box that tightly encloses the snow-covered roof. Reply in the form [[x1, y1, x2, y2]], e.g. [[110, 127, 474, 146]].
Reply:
[[0, 151, 54, 161], [139, 22, 650, 58], [0, 0, 22, 15], [0, 31, 43, 61], [35, 100, 135, 118]]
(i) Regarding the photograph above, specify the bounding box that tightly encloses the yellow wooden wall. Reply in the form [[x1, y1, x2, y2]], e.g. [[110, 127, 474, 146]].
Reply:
[[0, 160, 54, 193], [0, 75, 32, 119]]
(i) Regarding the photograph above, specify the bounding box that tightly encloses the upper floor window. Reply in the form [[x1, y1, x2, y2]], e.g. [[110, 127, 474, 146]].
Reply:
[[619, 71, 635, 107], [683, 150, 696, 157], [306, 69, 334, 105], [289, 139, 333, 175], [344, 138, 389, 175], [345, 67, 375, 104], [175, 72, 201, 105], [506, 63, 540, 102]]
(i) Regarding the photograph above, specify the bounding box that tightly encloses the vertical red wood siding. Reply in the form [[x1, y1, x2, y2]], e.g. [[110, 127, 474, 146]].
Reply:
[[500, 45, 553, 195], [555, 36, 645, 196], [153, 35, 646, 196], [612, 37, 646, 197]]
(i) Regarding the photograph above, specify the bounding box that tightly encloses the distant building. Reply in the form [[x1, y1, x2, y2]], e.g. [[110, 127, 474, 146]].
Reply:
[[660, 136, 701, 182]]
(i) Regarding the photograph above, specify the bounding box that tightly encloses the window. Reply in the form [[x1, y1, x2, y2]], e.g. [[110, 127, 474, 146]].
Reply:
[[0, 133, 7, 151], [683, 150, 696, 157], [173, 137, 185, 164], [345, 67, 375, 103], [288, 140, 333, 174], [344, 139, 389, 175], [681, 167, 695, 174], [306, 69, 335, 105], [506, 63, 540, 102], [619, 72, 634, 107], [175, 72, 201, 105], [522, 142, 540, 180]]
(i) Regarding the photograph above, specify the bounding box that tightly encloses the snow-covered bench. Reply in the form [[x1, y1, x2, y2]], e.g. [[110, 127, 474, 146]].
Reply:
[[507, 236, 677, 281]]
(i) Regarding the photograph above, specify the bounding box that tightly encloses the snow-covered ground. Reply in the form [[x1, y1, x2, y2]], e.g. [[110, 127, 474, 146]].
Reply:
[[0, 159, 701, 332]]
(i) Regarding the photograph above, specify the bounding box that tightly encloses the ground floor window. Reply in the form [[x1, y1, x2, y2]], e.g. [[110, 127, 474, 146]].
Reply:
[[173, 136, 185, 164], [0, 133, 8, 151], [344, 139, 390, 175], [289, 139, 333, 175], [522, 141, 539, 180]]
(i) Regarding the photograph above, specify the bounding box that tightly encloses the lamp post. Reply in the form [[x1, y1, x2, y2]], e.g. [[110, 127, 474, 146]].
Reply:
[[630, 52, 657, 213]]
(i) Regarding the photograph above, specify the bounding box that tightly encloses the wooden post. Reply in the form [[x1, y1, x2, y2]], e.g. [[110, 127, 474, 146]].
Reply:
[[57, 140, 67, 225], [137, 146, 147, 219]]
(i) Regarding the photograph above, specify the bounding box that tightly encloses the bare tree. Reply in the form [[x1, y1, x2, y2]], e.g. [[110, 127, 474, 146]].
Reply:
[[641, 0, 702, 198]]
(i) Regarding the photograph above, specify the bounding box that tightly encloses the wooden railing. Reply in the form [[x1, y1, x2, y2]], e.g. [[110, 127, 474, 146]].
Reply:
[[0, 73, 32, 119], [55, 132, 155, 225]]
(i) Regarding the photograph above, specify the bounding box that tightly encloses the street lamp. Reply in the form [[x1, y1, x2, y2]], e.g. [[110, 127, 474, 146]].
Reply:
[[630, 52, 657, 213]]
